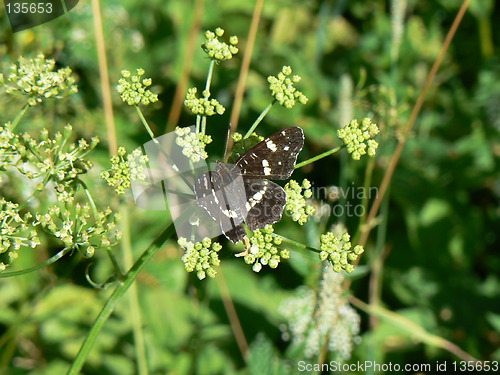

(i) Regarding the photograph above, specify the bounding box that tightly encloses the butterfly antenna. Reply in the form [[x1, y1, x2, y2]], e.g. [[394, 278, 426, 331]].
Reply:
[[223, 123, 232, 162]]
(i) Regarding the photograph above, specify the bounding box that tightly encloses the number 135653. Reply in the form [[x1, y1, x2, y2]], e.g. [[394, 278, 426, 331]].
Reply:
[[6, 2, 53, 14]]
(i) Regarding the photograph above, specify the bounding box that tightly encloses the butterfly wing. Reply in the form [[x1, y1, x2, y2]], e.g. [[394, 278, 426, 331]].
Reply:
[[194, 165, 248, 243], [243, 178, 287, 231], [234, 127, 304, 180]]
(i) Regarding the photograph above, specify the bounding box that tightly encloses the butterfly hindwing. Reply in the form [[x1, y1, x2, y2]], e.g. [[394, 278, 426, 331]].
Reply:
[[234, 127, 304, 180], [243, 178, 287, 231]]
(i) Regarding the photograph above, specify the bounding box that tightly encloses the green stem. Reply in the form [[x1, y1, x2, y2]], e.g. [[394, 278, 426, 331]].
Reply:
[[205, 60, 215, 93], [294, 145, 343, 169], [201, 116, 207, 135], [79, 179, 98, 219], [244, 102, 274, 138], [0, 247, 71, 278], [10, 103, 30, 131], [106, 248, 124, 279], [67, 220, 177, 375], [277, 234, 320, 257], [17, 175, 51, 211], [135, 105, 156, 142], [197, 60, 215, 136]]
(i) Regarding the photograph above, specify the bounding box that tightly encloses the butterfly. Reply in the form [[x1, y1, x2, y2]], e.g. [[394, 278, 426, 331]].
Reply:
[[194, 127, 304, 244]]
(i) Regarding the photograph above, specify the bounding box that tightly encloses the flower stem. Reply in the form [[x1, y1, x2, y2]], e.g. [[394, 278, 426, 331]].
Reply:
[[294, 145, 343, 169], [79, 179, 98, 219], [135, 105, 156, 142], [277, 234, 320, 256], [197, 60, 216, 136], [205, 60, 215, 93], [67, 220, 177, 375], [17, 175, 51, 211], [0, 247, 71, 278], [244, 102, 274, 138], [10, 103, 30, 131]]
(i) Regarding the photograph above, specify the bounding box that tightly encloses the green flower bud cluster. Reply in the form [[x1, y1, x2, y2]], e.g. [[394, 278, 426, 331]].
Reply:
[[0, 199, 40, 271], [101, 147, 149, 195], [319, 231, 364, 273], [201, 27, 239, 61], [117, 69, 158, 106], [228, 132, 264, 162], [268, 66, 308, 109], [0, 54, 77, 106], [184, 88, 225, 116], [175, 126, 213, 163], [178, 237, 222, 280], [34, 204, 121, 257], [244, 225, 290, 272], [337, 118, 379, 160], [16, 125, 98, 200], [284, 179, 316, 225]]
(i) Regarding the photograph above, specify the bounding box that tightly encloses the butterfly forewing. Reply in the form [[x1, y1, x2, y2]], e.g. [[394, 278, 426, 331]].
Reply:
[[194, 163, 249, 243], [234, 127, 304, 180]]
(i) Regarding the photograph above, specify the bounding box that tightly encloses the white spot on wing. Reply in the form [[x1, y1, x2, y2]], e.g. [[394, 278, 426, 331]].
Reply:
[[253, 191, 263, 201], [266, 140, 277, 152], [262, 160, 269, 167], [264, 167, 271, 175]]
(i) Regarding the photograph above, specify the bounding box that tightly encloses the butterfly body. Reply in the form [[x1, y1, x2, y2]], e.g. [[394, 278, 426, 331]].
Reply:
[[194, 127, 304, 243]]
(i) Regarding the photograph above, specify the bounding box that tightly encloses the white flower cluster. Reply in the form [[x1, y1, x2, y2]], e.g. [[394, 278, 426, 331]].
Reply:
[[175, 126, 212, 163], [1, 54, 77, 106], [279, 267, 361, 360]]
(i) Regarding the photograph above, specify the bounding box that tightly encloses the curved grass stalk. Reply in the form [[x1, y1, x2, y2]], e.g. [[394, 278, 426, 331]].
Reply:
[[67, 220, 177, 375]]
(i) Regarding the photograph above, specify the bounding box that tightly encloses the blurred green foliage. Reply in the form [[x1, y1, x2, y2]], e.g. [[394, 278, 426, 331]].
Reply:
[[0, 0, 499, 374]]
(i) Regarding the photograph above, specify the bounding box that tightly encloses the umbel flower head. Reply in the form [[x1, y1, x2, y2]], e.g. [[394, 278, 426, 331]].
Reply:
[[0, 199, 40, 271], [284, 179, 316, 225], [17, 125, 98, 199], [175, 126, 212, 163], [101, 147, 149, 195], [201, 27, 239, 61], [268, 66, 308, 109], [34, 204, 121, 258], [178, 237, 222, 280], [337, 118, 379, 160], [244, 225, 290, 272], [184, 88, 225, 116], [319, 231, 364, 273], [117, 69, 158, 106], [0, 54, 77, 106]]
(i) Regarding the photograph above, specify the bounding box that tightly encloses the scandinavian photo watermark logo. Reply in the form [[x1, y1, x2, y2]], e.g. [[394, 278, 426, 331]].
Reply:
[[3, 0, 79, 33]]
